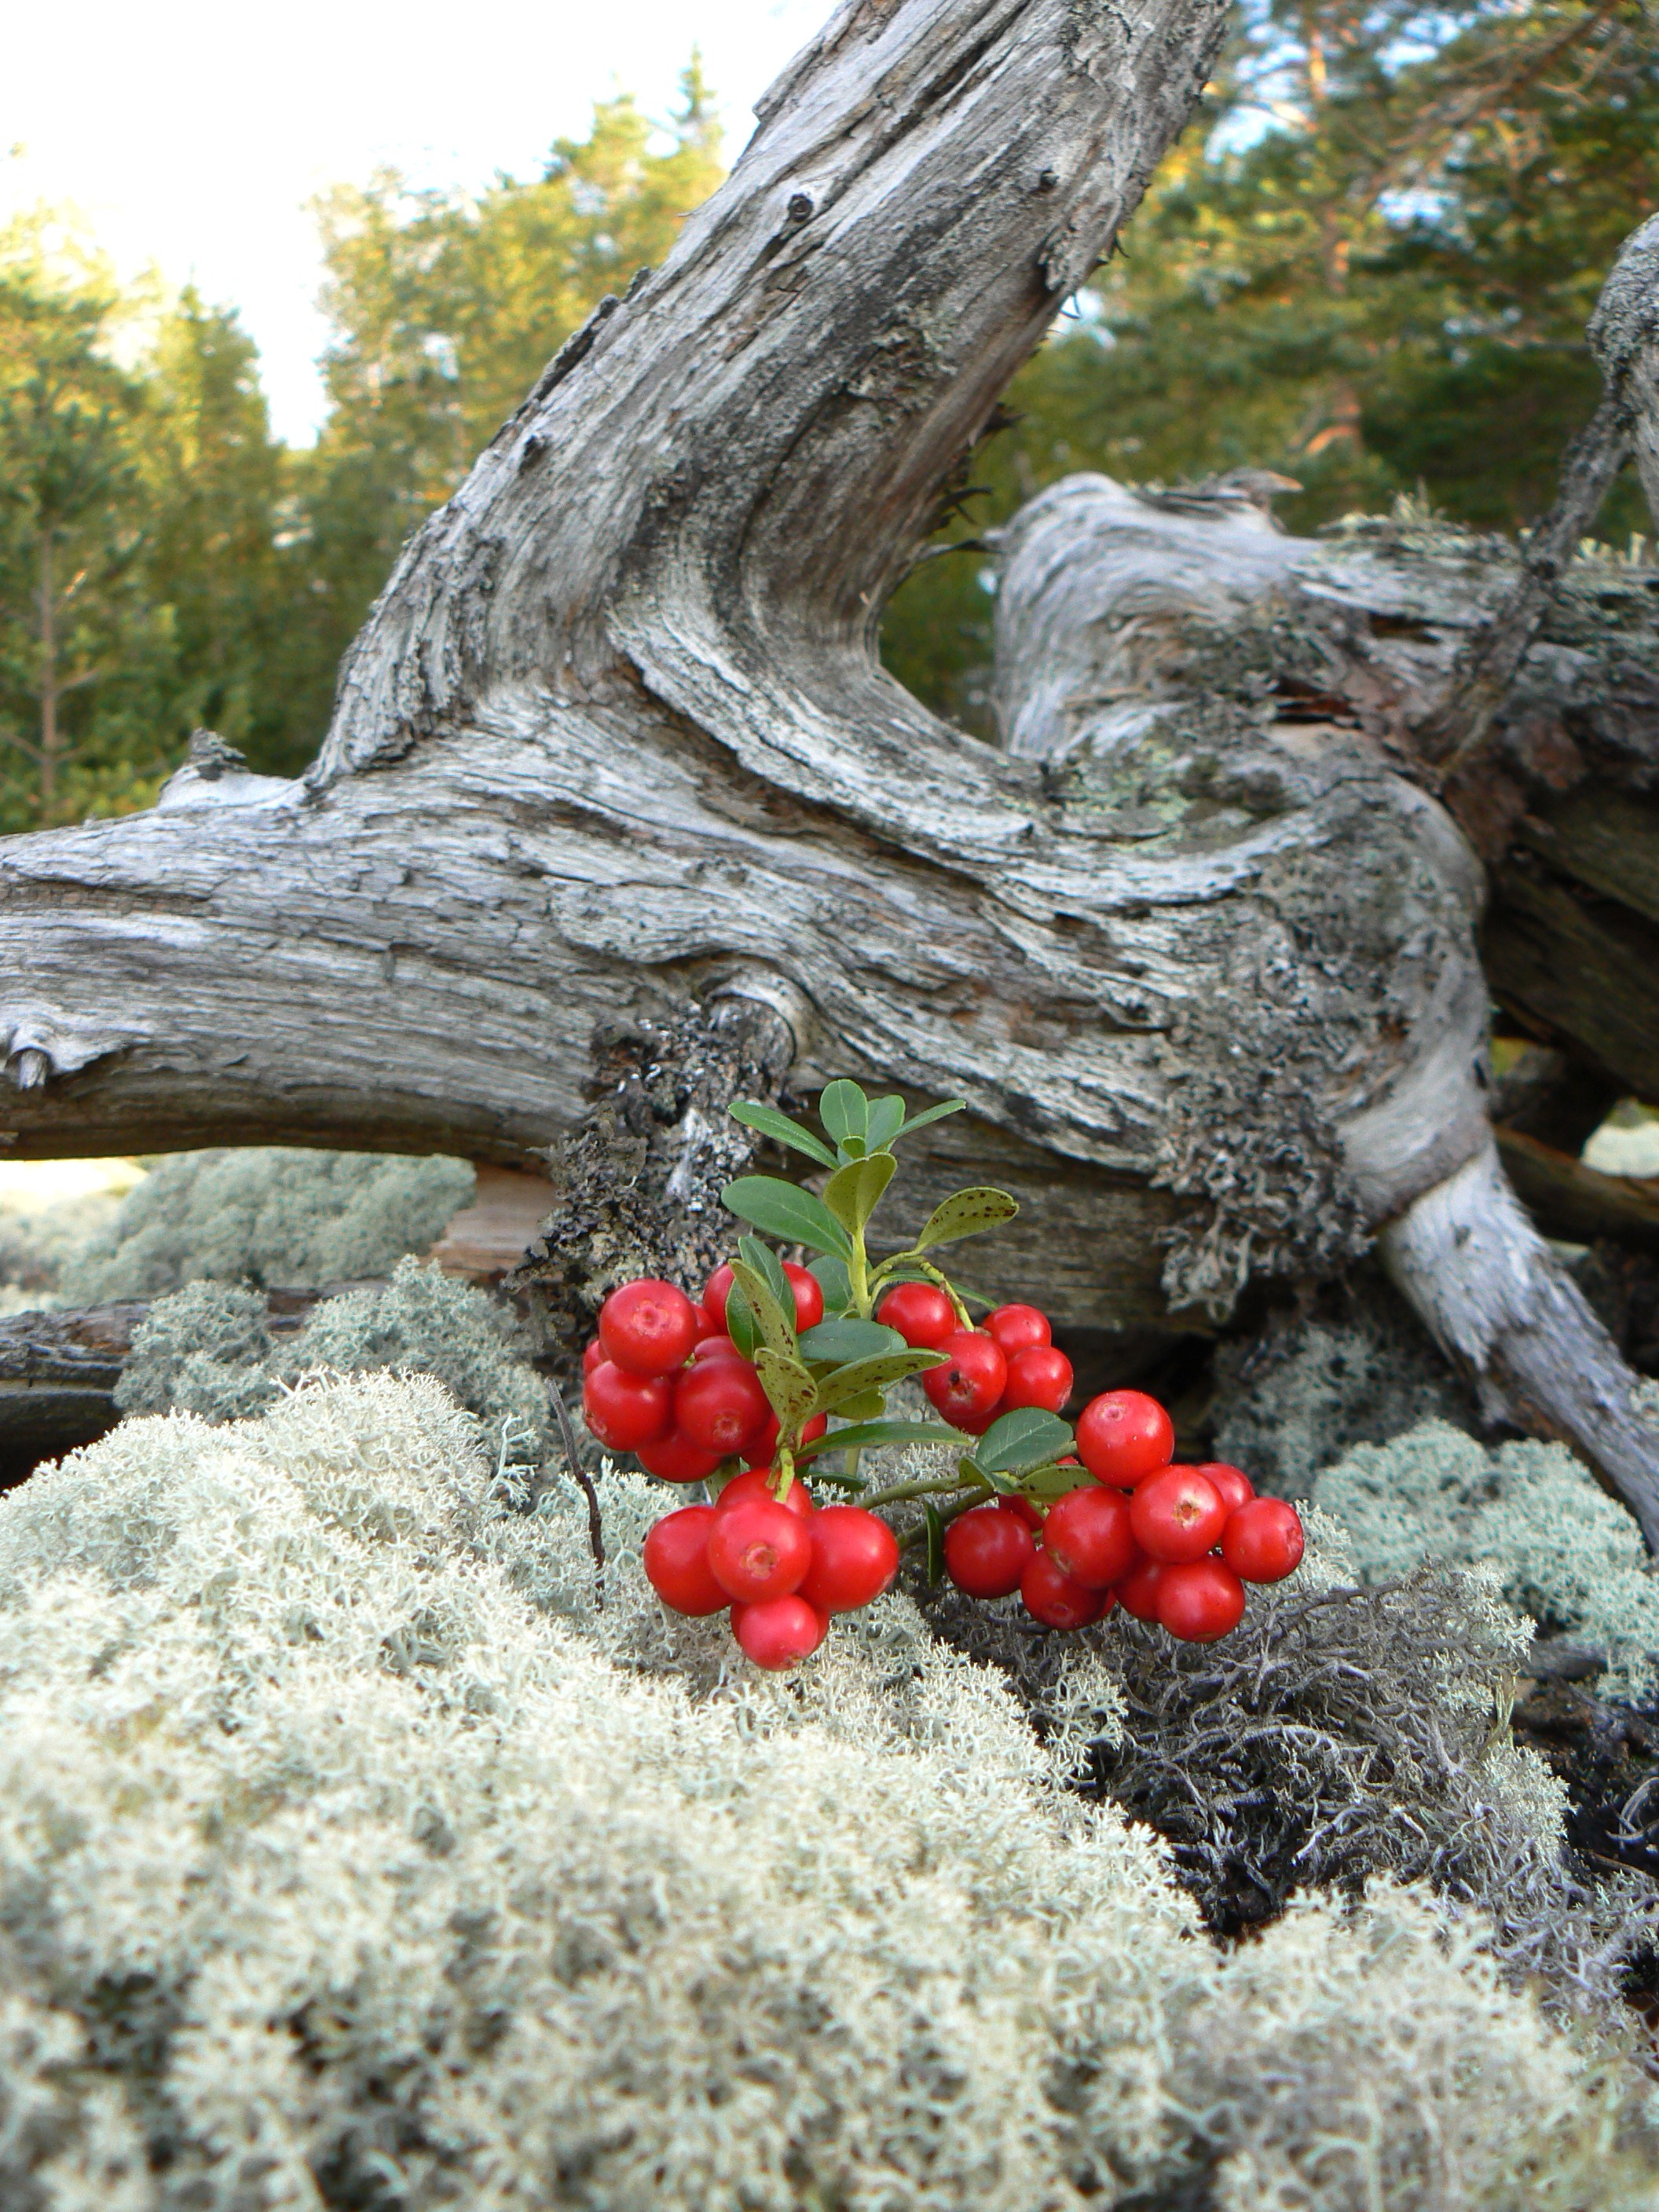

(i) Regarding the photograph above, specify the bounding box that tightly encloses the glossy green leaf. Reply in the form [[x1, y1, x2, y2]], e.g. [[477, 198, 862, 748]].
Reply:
[[727, 1099, 838, 1170], [724, 1280, 756, 1360], [811, 1347, 947, 1416], [821, 1152, 896, 1238], [721, 1176, 852, 1259], [1019, 1461, 1093, 1499], [730, 1257, 796, 1359], [808, 1253, 852, 1315], [976, 1407, 1074, 1476], [817, 1079, 869, 1147], [958, 1453, 1020, 1495], [864, 1095, 906, 1152], [923, 1500, 944, 1585], [896, 1097, 967, 1141], [794, 1416, 968, 1462], [910, 1185, 1018, 1254], [797, 1318, 904, 1365], [738, 1235, 793, 1320], [754, 1346, 819, 1430]]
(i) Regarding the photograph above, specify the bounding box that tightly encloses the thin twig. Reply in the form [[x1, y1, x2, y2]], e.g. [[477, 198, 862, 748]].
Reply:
[[548, 1377, 606, 1602]]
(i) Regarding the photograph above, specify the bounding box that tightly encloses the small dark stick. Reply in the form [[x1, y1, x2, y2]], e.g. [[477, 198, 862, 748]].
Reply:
[[548, 1378, 606, 1600]]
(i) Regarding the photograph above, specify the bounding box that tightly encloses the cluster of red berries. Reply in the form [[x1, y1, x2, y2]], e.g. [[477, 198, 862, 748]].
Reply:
[[580, 1266, 828, 1483], [879, 1285, 1073, 1428], [942, 1382, 1304, 1642]]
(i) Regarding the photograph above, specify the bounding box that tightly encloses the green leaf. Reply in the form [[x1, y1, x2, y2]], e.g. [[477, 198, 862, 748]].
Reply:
[[836, 1134, 868, 1161], [730, 1256, 796, 1359], [1018, 1462, 1093, 1500], [737, 1235, 793, 1322], [754, 1346, 819, 1431], [976, 1408, 1075, 1476], [722, 1176, 852, 1259], [811, 1347, 947, 1416], [728, 1099, 839, 1170], [817, 1080, 869, 1148], [821, 1152, 896, 1238], [864, 1096, 906, 1152], [794, 1417, 968, 1462], [958, 1452, 1020, 1496], [724, 1280, 756, 1359], [910, 1185, 1018, 1254], [797, 1317, 904, 1365], [895, 1097, 967, 1142], [833, 1388, 887, 1420], [808, 1254, 851, 1315], [923, 1500, 944, 1585]]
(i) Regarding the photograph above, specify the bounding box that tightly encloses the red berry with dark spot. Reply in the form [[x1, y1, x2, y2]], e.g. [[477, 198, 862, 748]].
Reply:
[[1020, 1551, 1108, 1631], [1130, 1467, 1228, 1564], [583, 1360, 674, 1452], [921, 1331, 1007, 1431], [877, 1281, 957, 1350], [943, 1503, 1035, 1598], [985, 1304, 1051, 1355], [1001, 1344, 1074, 1415], [1194, 1461, 1254, 1515], [714, 1467, 815, 1522], [1042, 1486, 1139, 1590], [707, 1498, 812, 1603], [742, 1409, 828, 1470], [1157, 1558, 1247, 1642], [731, 1595, 829, 1669], [1114, 1555, 1166, 1621], [797, 1506, 900, 1613], [599, 1278, 700, 1378], [782, 1261, 825, 1331], [635, 1430, 723, 1483], [675, 1358, 771, 1455], [1221, 1497, 1306, 1584], [1075, 1390, 1175, 1489], [642, 1506, 727, 1615]]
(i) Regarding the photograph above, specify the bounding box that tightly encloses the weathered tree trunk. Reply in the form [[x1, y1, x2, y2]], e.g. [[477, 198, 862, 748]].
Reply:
[[1, 5, 1657, 1519]]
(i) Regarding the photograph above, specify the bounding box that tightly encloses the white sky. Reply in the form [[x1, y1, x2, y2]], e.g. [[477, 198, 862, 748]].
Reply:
[[2, 0, 827, 445]]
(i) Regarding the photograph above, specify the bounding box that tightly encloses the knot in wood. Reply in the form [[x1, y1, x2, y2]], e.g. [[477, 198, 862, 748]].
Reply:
[[785, 190, 815, 226]]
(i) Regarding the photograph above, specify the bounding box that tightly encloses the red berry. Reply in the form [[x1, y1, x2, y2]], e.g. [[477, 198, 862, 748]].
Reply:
[[999, 1494, 1044, 1529], [674, 1358, 772, 1455], [943, 1503, 1035, 1598], [598, 1278, 699, 1378], [742, 1408, 828, 1470], [582, 1338, 605, 1375], [707, 1499, 812, 1603], [731, 1595, 828, 1669], [1020, 1551, 1108, 1631], [1042, 1486, 1139, 1590], [1157, 1558, 1247, 1642], [782, 1261, 825, 1331], [1000, 1344, 1074, 1415], [690, 1302, 722, 1344], [1220, 1497, 1306, 1584], [690, 1334, 745, 1365], [797, 1505, 900, 1613], [876, 1282, 956, 1350], [642, 1506, 727, 1615], [1194, 1461, 1254, 1515], [702, 1263, 735, 1328], [714, 1467, 815, 1521], [921, 1330, 1007, 1431], [1130, 1467, 1228, 1564], [1114, 1556, 1166, 1621], [1075, 1390, 1175, 1489], [985, 1303, 1051, 1355], [635, 1429, 723, 1483], [583, 1361, 674, 1452]]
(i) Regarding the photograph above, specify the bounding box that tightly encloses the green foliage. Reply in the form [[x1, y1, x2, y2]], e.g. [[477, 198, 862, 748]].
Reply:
[[881, 0, 1659, 729]]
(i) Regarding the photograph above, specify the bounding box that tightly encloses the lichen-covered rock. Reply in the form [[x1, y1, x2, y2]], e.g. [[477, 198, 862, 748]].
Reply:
[[60, 1149, 475, 1302], [1314, 1419, 1659, 1695], [0, 1375, 1653, 2210]]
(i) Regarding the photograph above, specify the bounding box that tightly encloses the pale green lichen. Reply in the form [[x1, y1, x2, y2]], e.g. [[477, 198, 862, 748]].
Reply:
[[60, 1148, 475, 1302], [0, 1373, 1651, 2210], [1314, 1419, 1659, 1694]]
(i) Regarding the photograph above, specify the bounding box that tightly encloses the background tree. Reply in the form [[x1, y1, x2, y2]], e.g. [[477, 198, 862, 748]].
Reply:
[[880, 0, 1659, 729]]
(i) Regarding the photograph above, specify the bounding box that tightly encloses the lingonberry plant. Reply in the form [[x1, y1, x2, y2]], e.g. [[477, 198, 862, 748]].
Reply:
[[580, 1079, 1305, 1668]]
